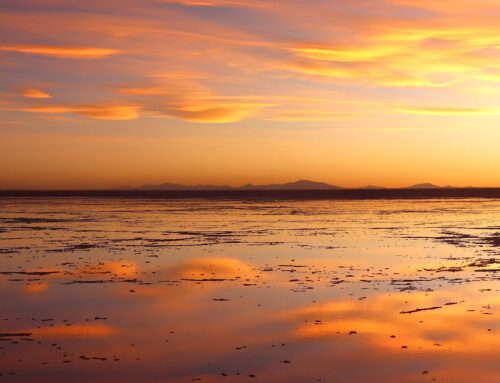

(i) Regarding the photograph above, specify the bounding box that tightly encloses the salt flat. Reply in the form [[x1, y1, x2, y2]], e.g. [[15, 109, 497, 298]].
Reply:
[[0, 197, 499, 382]]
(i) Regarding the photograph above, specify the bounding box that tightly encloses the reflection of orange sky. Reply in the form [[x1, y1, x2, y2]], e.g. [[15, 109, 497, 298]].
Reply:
[[107, 257, 257, 302], [82, 261, 139, 277], [288, 291, 499, 352], [2, 201, 500, 382], [174, 257, 252, 278], [3, 259, 498, 382], [27, 324, 115, 339], [22, 282, 49, 294]]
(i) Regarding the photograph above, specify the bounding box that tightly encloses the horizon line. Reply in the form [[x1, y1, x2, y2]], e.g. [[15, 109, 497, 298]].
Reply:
[[4, 179, 499, 191], [2, 186, 500, 191]]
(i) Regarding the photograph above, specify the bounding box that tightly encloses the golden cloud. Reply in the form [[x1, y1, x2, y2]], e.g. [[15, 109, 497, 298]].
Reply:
[[162, 0, 271, 8], [165, 103, 263, 123], [77, 105, 140, 120], [22, 89, 52, 99], [1, 45, 121, 59], [290, 46, 397, 63], [118, 80, 272, 123], [285, 20, 500, 88], [23, 105, 140, 120], [4, 0, 500, 132]]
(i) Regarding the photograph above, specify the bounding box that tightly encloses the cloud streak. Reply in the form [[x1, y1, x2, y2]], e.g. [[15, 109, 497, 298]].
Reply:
[[1, 45, 121, 58], [23, 105, 140, 120], [22, 89, 51, 98]]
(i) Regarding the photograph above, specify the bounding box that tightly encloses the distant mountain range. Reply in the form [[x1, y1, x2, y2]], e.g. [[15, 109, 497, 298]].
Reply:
[[406, 183, 441, 189], [113, 180, 447, 191]]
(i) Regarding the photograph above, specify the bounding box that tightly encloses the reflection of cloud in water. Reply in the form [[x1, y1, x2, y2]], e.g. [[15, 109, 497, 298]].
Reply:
[[27, 324, 115, 339], [289, 292, 499, 352], [23, 282, 49, 294], [80, 261, 139, 277], [1, 199, 500, 382], [172, 257, 252, 278]]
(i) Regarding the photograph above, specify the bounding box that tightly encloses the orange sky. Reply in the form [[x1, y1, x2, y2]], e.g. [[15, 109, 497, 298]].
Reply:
[[1, 0, 500, 189]]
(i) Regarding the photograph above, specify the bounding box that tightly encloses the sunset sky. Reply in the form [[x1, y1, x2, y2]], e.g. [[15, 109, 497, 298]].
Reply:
[[1, 0, 500, 189]]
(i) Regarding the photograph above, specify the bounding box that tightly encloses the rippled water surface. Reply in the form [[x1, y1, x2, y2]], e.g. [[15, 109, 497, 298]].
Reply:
[[1, 198, 499, 382]]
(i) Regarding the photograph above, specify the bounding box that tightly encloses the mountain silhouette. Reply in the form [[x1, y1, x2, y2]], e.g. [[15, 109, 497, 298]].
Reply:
[[113, 180, 454, 191], [238, 180, 342, 190], [114, 179, 343, 191], [115, 182, 232, 191], [406, 183, 441, 189]]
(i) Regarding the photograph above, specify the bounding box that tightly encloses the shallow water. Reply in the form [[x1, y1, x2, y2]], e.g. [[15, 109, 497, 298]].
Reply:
[[1, 198, 499, 382]]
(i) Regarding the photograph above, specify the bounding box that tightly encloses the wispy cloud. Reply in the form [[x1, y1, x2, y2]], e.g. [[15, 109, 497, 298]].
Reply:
[[23, 105, 139, 120], [1, 45, 121, 58], [162, 102, 264, 123], [116, 80, 273, 123], [22, 89, 51, 98], [161, 0, 271, 8]]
